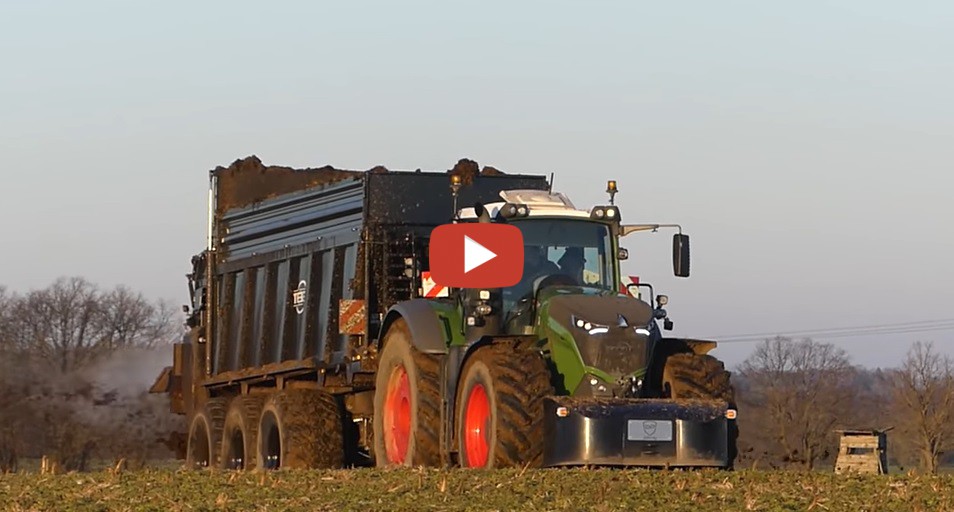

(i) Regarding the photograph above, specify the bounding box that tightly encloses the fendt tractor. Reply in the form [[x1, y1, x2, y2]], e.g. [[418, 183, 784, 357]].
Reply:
[[151, 156, 738, 471]]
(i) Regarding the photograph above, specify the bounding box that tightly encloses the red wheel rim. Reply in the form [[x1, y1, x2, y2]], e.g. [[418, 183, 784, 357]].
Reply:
[[383, 364, 411, 464], [463, 383, 491, 467]]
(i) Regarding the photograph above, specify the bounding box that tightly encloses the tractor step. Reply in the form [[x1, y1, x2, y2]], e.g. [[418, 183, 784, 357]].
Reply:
[[542, 396, 732, 468]]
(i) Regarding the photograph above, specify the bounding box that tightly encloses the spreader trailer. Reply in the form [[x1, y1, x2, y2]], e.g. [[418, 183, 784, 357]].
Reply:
[[151, 156, 738, 470]]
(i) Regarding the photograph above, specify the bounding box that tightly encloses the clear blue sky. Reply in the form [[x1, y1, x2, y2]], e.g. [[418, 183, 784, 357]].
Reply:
[[2, 1, 952, 368]]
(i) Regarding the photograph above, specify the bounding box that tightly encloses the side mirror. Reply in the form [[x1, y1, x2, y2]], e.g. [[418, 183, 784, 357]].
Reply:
[[473, 202, 492, 223], [618, 247, 629, 261], [672, 234, 690, 277]]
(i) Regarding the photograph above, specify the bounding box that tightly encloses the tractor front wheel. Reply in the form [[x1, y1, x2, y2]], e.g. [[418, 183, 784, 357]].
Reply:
[[372, 318, 442, 467], [455, 340, 553, 468], [662, 352, 739, 468]]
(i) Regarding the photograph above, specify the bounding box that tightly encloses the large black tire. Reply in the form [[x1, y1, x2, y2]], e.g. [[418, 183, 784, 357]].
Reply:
[[220, 395, 266, 470], [257, 389, 343, 469], [372, 318, 442, 467], [186, 397, 229, 469], [662, 352, 739, 468], [455, 339, 554, 468]]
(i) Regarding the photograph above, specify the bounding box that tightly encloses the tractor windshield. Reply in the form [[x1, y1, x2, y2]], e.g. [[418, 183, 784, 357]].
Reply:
[[503, 218, 616, 315]]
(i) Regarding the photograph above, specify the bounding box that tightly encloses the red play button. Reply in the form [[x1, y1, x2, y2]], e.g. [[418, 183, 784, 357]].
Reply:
[[429, 224, 524, 288]]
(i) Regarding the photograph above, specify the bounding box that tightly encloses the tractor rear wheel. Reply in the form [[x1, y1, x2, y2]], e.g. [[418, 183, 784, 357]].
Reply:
[[186, 397, 228, 469], [372, 318, 442, 467], [220, 395, 266, 470], [662, 352, 739, 468], [455, 339, 553, 468], [257, 390, 343, 469]]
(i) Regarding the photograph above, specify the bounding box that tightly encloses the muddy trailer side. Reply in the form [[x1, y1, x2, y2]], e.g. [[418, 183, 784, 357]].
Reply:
[[152, 156, 549, 468]]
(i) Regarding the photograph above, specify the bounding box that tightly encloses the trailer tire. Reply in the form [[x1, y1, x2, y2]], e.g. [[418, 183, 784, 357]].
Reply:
[[456, 339, 554, 468], [662, 352, 739, 468], [186, 397, 228, 469], [220, 395, 266, 470], [373, 318, 442, 467], [257, 390, 343, 469]]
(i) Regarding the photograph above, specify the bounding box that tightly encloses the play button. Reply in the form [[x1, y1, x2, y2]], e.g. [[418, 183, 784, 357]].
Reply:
[[428, 223, 524, 288], [464, 235, 497, 273]]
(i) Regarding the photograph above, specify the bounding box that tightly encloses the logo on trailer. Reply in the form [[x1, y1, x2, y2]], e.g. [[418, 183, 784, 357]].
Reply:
[[293, 280, 307, 314]]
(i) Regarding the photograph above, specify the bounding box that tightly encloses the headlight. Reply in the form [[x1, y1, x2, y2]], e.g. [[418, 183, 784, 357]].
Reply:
[[589, 206, 620, 221], [571, 315, 608, 335]]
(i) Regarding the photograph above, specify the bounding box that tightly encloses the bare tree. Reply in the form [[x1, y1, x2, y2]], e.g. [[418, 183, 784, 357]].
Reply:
[[18, 277, 105, 373], [738, 337, 856, 470], [4, 278, 180, 373], [0, 277, 185, 470], [0, 287, 10, 353], [890, 341, 954, 474], [98, 287, 178, 350]]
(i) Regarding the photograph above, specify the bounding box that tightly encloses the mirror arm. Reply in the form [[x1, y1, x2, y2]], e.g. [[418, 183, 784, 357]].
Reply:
[[620, 223, 683, 237]]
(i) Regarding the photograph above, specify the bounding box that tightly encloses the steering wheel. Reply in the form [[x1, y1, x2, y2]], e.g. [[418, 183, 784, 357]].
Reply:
[[504, 273, 578, 328], [536, 273, 578, 291]]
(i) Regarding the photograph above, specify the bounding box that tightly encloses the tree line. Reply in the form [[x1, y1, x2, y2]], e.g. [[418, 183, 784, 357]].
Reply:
[[735, 337, 954, 474], [0, 277, 183, 473], [1, 277, 951, 474]]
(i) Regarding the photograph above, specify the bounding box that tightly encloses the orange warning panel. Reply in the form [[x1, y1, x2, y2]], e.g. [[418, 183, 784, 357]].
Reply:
[[339, 299, 367, 335]]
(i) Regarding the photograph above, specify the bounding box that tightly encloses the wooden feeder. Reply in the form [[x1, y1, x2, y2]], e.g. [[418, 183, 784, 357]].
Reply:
[[834, 428, 892, 475]]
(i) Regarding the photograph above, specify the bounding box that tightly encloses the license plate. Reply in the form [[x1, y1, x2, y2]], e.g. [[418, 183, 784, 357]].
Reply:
[[627, 420, 673, 442]]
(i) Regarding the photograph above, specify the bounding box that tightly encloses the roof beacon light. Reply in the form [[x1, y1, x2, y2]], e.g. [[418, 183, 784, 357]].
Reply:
[[607, 180, 618, 205], [450, 174, 463, 221]]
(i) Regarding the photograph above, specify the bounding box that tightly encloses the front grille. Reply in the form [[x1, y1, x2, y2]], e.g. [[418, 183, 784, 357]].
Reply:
[[575, 331, 649, 379]]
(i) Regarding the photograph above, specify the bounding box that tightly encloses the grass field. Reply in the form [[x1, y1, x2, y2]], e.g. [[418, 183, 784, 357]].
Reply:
[[2, 467, 953, 512]]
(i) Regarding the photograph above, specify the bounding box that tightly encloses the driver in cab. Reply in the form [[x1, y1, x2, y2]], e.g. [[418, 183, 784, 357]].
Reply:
[[512, 246, 559, 300]]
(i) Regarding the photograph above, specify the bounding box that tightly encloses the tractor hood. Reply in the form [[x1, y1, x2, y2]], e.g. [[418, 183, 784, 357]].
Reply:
[[542, 291, 655, 390]]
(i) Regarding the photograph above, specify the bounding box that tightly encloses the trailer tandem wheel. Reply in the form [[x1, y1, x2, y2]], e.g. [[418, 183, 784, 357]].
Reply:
[[257, 389, 344, 469], [220, 395, 266, 470], [186, 397, 229, 469]]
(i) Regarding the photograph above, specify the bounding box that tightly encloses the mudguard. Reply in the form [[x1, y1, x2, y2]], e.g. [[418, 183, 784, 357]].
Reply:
[[379, 299, 463, 354], [661, 337, 718, 356]]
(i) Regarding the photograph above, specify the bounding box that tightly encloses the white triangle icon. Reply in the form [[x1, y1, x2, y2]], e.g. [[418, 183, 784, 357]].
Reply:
[[464, 235, 497, 273]]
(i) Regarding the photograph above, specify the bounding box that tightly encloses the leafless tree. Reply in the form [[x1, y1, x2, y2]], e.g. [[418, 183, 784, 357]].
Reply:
[[3, 278, 180, 373], [889, 341, 954, 474], [738, 336, 856, 470], [17, 277, 105, 373], [98, 287, 178, 351], [0, 286, 14, 352], [0, 277, 184, 469]]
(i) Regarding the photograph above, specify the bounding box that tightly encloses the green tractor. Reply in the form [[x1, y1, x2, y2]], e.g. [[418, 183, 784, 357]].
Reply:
[[151, 159, 736, 471], [372, 181, 738, 468]]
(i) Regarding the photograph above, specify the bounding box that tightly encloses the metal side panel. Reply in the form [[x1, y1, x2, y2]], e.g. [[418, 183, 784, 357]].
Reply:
[[219, 178, 365, 262]]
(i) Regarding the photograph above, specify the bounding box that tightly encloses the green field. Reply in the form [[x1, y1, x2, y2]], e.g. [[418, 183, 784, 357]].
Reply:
[[2, 468, 952, 512]]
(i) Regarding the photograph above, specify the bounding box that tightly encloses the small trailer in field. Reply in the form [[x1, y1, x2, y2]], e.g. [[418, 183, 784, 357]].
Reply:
[[834, 428, 891, 475]]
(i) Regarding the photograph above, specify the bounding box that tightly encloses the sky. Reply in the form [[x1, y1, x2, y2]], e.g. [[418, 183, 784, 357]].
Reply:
[[2, 1, 952, 369]]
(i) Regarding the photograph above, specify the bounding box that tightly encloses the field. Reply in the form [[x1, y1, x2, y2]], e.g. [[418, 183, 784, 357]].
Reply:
[[3, 468, 954, 512]]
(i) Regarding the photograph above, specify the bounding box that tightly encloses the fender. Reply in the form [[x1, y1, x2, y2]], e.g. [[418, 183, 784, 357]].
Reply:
[[662, 338, 718, 356], [378, 299, 462, 354], [661, 337, 718, 356]]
